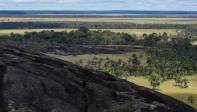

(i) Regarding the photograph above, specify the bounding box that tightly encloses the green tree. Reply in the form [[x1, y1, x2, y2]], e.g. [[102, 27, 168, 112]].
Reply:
[[148, 72, 162, 90], [132, 54, 140, 66], [78, 26, 89, 33], [174, 75, 182, 87], [121, 33, 136, 45], [174, 76, 190, 88], [182, 78, 190, 88]]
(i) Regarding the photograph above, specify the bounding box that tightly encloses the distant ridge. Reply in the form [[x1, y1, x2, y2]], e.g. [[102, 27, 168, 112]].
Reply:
[[0, 10, 197, 14]]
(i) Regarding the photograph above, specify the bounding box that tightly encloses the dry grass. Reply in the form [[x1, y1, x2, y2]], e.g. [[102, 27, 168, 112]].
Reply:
[[192, 41, 197, 45], [128, 75, 197, 109], [0, 28, 178, 37], [48, 52, 147, 65], [1, 17, 197, 24], [0, 29, 75, 35]]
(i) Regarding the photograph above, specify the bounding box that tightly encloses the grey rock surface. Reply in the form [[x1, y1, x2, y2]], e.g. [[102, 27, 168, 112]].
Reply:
[[0, 46, 196, 112]]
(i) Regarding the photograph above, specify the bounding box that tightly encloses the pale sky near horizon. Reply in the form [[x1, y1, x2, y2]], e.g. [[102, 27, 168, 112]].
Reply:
[[0, 0, 196, 11]]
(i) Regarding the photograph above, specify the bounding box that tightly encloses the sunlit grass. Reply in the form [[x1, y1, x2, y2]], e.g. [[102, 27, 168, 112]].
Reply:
[[192, 41, 197, 46], [1, 17, 197, 24], [128, 75, 197, 109], [0, 28, 177, 37], [48, 52, 147, 65], [0, 29, 75, 35]]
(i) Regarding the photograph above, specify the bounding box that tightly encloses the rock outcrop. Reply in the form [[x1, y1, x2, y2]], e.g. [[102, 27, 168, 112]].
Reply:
[[0, 46, 196, 112]]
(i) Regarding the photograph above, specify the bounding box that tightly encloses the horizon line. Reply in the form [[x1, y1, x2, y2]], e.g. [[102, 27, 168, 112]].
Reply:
[[0, 10, 197, 12]]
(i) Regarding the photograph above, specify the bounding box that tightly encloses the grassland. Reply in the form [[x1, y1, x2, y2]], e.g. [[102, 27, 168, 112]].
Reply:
[[192, 41, 197, 46], [128, 75, 197, 109], [48, 52, 147, 65], [0, 29, 73, 35], [1, 17, 197, 24], [0, 28, 178, 37], [0, 16, 187, 37]]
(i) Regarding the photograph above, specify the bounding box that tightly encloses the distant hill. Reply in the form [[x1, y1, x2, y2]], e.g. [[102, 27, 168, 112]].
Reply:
[[0, 10, 197, 15]]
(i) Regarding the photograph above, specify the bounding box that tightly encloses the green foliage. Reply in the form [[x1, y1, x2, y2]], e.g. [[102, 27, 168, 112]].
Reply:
[[131, 54, 141, 66], [147, 42, 197, 80], [0, 28, 138, 46], [174, 75, 183, 87], [183, 25, 197, 39], [182, 78, 190, 88], [78, 26, 89, 33], [148, 72, 162, 90], [174, 75, 190, 88], [143, 33, 161, 46], [0, 22, 192, 30]]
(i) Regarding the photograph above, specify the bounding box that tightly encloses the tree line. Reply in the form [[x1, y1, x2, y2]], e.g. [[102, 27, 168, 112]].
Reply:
[[0, 22, 194, 29], [1, 26, 195, 47]]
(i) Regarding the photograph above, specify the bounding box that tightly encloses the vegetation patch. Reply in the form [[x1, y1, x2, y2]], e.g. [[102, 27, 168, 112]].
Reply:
[[1, 17, 197, 24], [128, 76, 197, 109], [0, 28, 178, 37]]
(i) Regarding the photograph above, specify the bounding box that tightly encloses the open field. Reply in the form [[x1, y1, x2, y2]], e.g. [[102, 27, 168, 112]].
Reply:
[[0, 28, 178, 37], [128, 75, 197, 109], [0, 29, 73, 35], [2, 14, 197, 18], [48, 52, 147, 65], [1, 17, 197, 24], [192, 41, 197, 46]]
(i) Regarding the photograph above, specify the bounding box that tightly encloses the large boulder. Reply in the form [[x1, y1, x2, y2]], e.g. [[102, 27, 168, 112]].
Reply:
[[0, 46, 196, 112]]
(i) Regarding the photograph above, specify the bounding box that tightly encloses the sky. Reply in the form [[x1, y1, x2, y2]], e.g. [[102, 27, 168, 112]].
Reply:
[[0, 0, 197, 11]]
